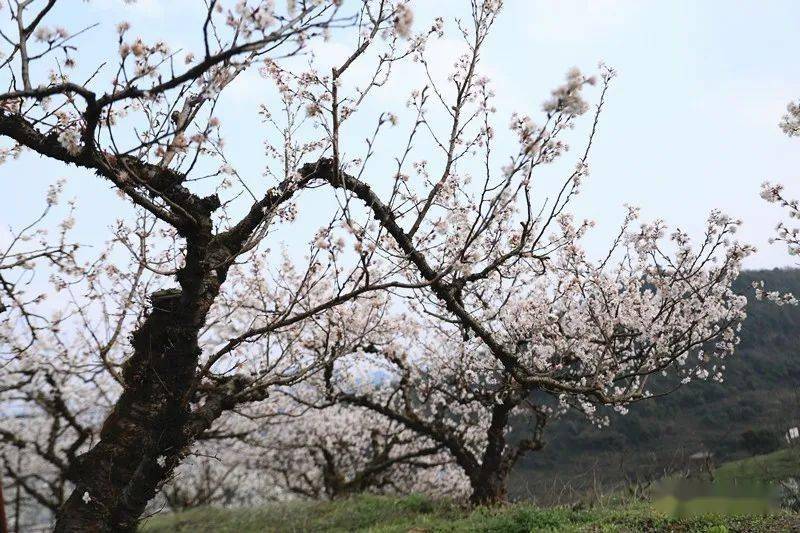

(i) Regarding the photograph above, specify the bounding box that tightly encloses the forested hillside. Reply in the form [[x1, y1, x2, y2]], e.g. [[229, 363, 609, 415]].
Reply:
[[511, 269, 800, 501]]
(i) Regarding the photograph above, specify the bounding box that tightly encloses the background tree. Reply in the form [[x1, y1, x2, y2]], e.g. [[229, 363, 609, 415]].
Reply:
[[756, 99, 800, 306], [213, 404, 466, 501], [157, 289, 468, 507], [0, 184, 91, 531], [740, 429, 781, 457]]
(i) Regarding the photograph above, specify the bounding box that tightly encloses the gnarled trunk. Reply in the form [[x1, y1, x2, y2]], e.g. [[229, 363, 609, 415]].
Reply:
[[467, 442, 512, 506], [469, 468, 509, 506], [0, 473, 8, 533], [54, 280, 216, 532], [468, 403, 512, 506]]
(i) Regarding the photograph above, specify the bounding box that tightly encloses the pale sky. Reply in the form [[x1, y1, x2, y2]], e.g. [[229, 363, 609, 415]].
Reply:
[[2, 0, 799, 269]]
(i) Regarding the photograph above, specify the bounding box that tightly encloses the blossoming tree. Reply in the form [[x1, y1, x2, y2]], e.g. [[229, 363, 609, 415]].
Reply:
[[0, 185, 96, 530], [0, 1, 423, 530], [756, 100, 800, 306], [274, 0, 752, 504], [158, 288, 467, 507], [216, 403, 467, 501]]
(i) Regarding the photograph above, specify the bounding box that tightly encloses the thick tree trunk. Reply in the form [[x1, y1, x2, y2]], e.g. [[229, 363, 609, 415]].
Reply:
[[54, 279, 216, 532], [468, 444, 511, 506], [0, 473, 8, 533], [468, 403, 513, 506], [469, 468, 509, 506]]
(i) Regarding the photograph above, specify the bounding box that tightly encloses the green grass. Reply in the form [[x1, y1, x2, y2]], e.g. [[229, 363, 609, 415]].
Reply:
[[139, 494, 800, 532], [714, 448, 800, 484], [140, 449, 800, 532]]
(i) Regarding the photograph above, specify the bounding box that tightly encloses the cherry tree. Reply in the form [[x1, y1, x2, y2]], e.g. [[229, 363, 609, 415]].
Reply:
[[183, 403, 467, 502], [0, 208, 183, 528], [756, 99, 800, 306], [322, 207, 751, 503], [271, 0, 753, 504], [259, 404, 465, 500], [156, 286, 468, 506], [0, 184, 93, 530], [0, 1, 425, 530], [165, 289, 467, 505]]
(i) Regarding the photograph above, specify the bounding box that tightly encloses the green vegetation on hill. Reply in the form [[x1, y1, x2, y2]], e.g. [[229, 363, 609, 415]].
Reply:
[[141, 496, 800, 533], [140, 494, 799, 533], [141, 451, 800, 532], [141, 448, 800, 533], [715, 448, 800, 485], [511, 269, 800, 500]]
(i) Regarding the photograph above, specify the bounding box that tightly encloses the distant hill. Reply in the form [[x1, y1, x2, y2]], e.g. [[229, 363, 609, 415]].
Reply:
[[510, 269, 800, 501]]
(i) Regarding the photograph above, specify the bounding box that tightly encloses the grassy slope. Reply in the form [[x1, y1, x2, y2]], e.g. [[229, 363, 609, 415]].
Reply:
[[140, 494, 799, 533], [714, 448, 800, 484], [141, 450, 800, 532]]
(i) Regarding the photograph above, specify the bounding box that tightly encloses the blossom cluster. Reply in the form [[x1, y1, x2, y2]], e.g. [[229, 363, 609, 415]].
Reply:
[[755, 102, 800, 306]]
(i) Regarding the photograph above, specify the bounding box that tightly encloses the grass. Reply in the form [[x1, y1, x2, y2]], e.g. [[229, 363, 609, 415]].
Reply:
[[139, 494, 800, 532], [714, 448, 800, 484], [140, 449, 800, 532]]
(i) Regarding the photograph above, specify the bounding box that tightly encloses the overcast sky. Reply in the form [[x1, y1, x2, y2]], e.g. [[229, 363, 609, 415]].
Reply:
[[2, 0, 799, 270]]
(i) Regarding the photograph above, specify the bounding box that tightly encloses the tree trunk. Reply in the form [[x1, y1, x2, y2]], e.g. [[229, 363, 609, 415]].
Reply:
[[0, 471, 8, 533], [469, 467, 509, 506], [468, 446, 511, 506], [468, 403, 513, 506], [54, 281, 216, 532]]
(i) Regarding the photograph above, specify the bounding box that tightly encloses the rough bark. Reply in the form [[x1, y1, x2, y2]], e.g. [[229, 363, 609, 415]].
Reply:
[[468, 403, 512, 506], [0, 474, 8, 533], [49, 157, 321, 530], [469, 468, 509, 507], [54, 234, 225, 532]]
